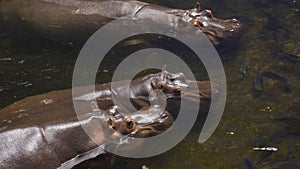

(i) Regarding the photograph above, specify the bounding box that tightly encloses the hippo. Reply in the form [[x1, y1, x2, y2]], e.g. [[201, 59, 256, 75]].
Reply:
[[74, 69, 212, 113], [0, 0, 242, 44], [0, 70, 211, 169], [0, 105, 173, 169]]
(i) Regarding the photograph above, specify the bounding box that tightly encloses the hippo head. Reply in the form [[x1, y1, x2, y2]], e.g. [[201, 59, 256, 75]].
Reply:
[[149, 69, 213, 101], [128, 68, 211, 108], [182, 2, 242, 44], [149, 68, 189, 98], [106, 106, 173, 137]]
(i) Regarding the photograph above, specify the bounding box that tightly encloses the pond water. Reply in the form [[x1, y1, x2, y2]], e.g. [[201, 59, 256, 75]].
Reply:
[[0, 0, 300, 168]]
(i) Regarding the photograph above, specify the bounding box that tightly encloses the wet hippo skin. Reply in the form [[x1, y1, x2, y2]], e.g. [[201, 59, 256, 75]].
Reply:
[[0, 105, 173, 169], [0, 70, 210, 169], [0, 0, 241, 44], [0, 70, 211, 128]]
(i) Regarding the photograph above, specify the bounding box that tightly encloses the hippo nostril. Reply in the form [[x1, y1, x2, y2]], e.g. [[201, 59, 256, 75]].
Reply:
[[107, 118, 114, 126], [175, 87, 181, 92], [160, 112, 167, 118]]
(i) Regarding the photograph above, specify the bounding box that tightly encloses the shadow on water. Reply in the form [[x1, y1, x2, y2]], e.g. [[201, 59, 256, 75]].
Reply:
[[0, 0, 300, 168]]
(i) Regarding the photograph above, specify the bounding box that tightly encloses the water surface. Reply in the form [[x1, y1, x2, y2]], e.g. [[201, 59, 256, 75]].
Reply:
[[0, 0, 300, 168]]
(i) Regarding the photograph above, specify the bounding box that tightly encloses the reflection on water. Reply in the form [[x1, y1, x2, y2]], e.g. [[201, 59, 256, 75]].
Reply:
[[0, 0, 300, 168]]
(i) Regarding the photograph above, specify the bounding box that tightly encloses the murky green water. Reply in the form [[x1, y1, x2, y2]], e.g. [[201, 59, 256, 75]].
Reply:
[[1, 0, 300, 168]]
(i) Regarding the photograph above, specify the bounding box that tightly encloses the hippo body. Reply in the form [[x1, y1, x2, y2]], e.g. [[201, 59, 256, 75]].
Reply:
[[0, 113, 116, 169]]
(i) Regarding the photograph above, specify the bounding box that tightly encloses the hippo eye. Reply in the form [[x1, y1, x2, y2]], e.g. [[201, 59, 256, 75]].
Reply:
[[169, 78, 175, 82], [126, 120, 134, 129]]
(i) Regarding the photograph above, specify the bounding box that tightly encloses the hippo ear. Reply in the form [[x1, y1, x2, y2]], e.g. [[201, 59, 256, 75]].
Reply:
[[161, 72, 165, 81], [194, 2, 201, 12], [106, 118, 114, 128], [161, 64, 167, 72], [160, 65, 168, 82]]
